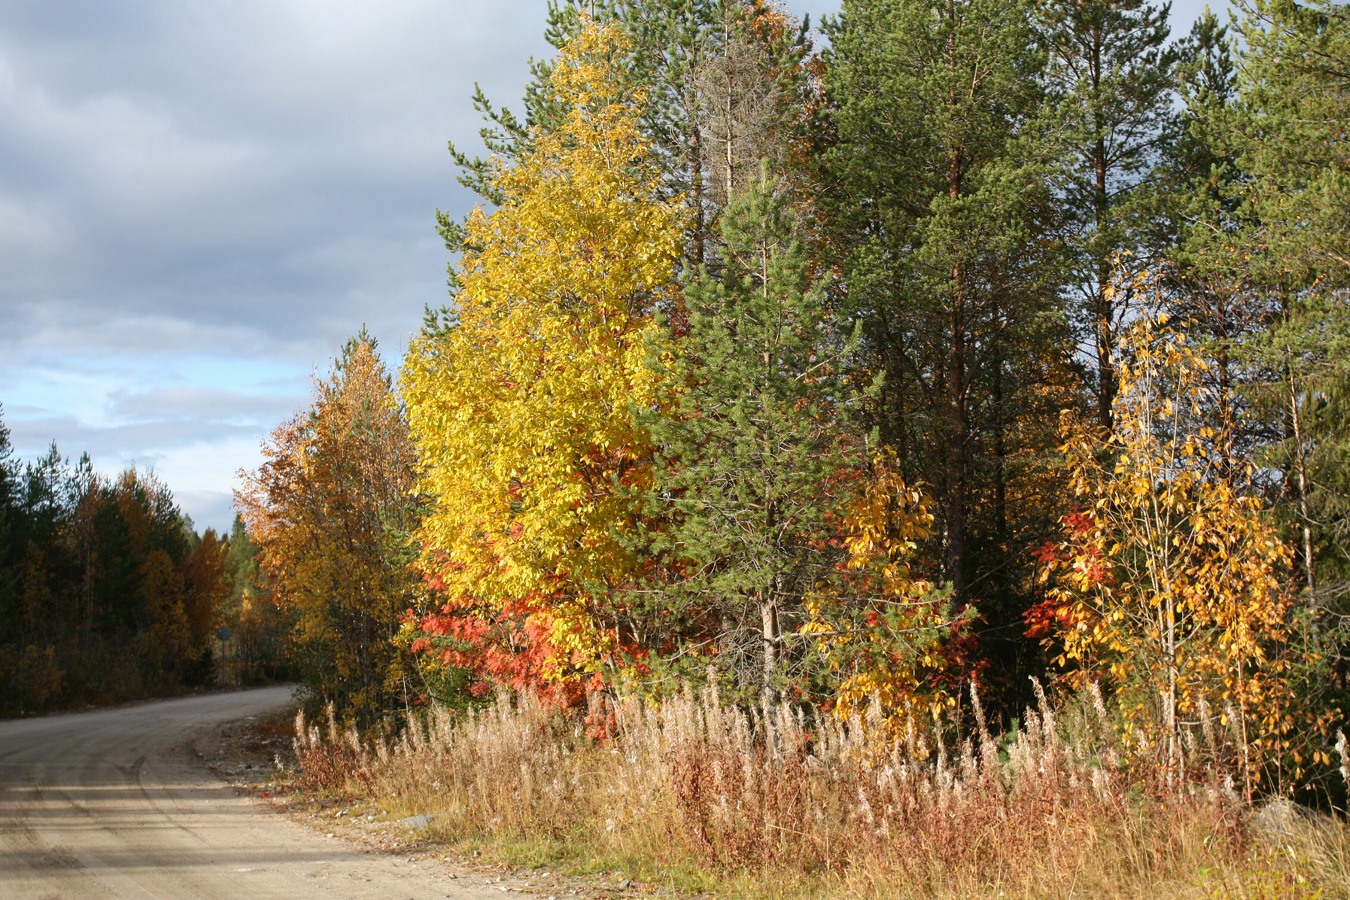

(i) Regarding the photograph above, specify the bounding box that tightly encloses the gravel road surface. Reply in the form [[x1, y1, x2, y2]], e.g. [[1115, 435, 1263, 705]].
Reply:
[[0, 686, 512, 899]]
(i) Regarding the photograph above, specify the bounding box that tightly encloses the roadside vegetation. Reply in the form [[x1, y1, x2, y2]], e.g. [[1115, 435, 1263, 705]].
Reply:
[[232, 0, 1350, 895], [291, 684, 1350, 898], [0, 407, 291, 715]]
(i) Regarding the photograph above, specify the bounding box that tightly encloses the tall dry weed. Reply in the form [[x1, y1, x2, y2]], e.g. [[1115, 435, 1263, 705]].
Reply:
[[293, 703, 375, 794], [293, 682, 1343, 897]]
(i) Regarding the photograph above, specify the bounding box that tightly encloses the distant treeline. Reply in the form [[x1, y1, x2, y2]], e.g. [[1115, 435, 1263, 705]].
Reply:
[[0, 405, 291, 716]]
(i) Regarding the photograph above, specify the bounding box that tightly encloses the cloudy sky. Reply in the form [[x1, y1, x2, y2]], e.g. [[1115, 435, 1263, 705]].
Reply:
[[0, 1, 1229, 534]]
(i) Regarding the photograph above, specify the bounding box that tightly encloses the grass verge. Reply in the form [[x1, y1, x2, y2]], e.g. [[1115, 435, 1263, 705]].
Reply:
[[288, 685, 1350, 898]]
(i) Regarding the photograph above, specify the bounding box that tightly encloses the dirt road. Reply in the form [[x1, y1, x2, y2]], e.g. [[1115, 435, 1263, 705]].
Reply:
[[0, 686, 512, 899]]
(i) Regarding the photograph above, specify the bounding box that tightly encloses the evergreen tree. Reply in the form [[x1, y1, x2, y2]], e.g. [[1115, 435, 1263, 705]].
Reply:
[[0, 404, 15, 515], [1232, 0, 1349, 285], [1227, 0, 1350, 602], [439, 2, 812, 271], [219, 515, 292, 684], [821, 0, 1070, 700], [1156, 12, 1268, 479], [647, 170, 860, 705], [0, 408, 222, 711], [1037, 0, 1178, 428], [617, 0, 813, 267], [0, 405, 19, 649]]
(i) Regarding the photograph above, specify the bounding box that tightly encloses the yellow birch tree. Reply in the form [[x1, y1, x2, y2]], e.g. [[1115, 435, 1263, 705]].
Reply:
[[402, 21, 684, 691]]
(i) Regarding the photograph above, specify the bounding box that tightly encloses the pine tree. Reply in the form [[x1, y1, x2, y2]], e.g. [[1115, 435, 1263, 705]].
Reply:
[[1227, 0, 1350, 602], [1153, 12, 1271, 482], [646, 169, 861, 705], [1037, 0, 1179, 428], [820, 0, 1070, 681], [1232, 0, 1349, 284], [439, 1, 812, 272]]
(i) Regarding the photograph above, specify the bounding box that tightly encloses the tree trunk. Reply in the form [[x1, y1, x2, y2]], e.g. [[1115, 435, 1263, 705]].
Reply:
[[1093, 126, 1115, 431], [688, 78, 706, 268], [760, 589, 780, 711], [946, 141, 969, 611], [1285, 357, 1318, 602]]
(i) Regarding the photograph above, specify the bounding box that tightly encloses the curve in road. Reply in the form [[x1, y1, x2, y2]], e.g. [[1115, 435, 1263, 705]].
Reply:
[[0, 686, 508, 899]]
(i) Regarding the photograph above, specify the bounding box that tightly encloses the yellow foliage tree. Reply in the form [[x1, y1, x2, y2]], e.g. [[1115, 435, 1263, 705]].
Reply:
[[236, 336, 419, 726], [402, 21, 684, 688], [1033, 290, 1307, 791], [801, 466, 965, 731]]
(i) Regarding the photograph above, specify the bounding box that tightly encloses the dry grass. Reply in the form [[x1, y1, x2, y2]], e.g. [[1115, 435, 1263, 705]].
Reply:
[[292, 684, 1350, 898]]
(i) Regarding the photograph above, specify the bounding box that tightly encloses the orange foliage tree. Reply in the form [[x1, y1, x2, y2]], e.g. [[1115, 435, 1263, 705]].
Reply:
[[800, 465, 971, 730], [1030, 295, 1315, 791], [236, 335, 419, 726]]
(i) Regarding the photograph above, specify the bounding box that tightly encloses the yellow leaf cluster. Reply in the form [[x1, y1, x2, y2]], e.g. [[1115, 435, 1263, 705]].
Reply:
[[236, 340, 418, 723], [801, 467, 957, 731], [402, 21, 684, 680]]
